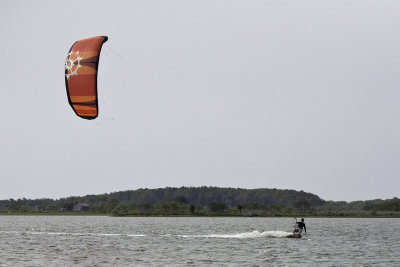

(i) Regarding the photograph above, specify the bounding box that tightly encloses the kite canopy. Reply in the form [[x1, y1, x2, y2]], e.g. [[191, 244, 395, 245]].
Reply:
[[64, 36, 108, 119]]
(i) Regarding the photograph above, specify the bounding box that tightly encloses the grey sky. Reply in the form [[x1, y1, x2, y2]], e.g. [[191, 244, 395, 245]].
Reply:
[[1, 0, 399, 201]]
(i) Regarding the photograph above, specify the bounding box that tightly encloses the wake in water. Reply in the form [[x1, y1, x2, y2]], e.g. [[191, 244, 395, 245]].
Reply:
[[176, 231, 292, 239], [0, 231, 146, 237], [1, 230, 292, 239]]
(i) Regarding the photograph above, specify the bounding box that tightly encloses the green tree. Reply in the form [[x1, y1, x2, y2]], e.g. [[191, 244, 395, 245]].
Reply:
[[18, 205, 28, 212], [111, 204, 129, 216], [137, 203, 153, 215], [63, 202, 74, 211], [106, 198, 118, 212], [294, 199, 311, 213], [160, 202, 179, 215], [237, 204, 242, 214], [8, 201, 21, 212], [190, 204, 195, 214], [208, 202, 227, 212], [174, 196, 188, 203]]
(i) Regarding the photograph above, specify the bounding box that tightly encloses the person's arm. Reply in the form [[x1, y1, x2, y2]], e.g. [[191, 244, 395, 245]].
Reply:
[[304, 224, 306, 233]]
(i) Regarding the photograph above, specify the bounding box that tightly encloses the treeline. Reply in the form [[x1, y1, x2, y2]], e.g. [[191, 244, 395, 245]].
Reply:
[[314, 198, 400, 216], [0, 187, 399, 217]]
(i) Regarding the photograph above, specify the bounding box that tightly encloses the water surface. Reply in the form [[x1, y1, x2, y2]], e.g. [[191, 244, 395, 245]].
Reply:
[[0, 216, 398, 266]]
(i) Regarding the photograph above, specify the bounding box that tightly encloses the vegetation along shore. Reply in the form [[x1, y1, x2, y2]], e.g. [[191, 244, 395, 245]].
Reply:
[[1, 187, 399, 217]]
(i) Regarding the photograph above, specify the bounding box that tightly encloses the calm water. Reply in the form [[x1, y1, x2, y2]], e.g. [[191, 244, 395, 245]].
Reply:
[[0, 216, 399, 266]]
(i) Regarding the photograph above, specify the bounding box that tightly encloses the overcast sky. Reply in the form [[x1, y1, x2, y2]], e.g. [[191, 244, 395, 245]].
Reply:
[[1, 0, 399, 201]]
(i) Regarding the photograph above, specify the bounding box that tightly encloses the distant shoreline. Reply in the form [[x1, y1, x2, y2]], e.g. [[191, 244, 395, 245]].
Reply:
[[2, 187, 399, 217], [1, 212, 399, 218]]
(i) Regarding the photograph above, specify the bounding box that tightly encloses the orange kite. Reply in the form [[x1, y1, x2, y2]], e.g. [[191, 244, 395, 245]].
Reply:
[[65, 36, 108, 119]]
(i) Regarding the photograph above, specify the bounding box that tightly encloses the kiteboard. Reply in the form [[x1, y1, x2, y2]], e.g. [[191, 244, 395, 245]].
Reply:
[[286, 232, 302, 238]]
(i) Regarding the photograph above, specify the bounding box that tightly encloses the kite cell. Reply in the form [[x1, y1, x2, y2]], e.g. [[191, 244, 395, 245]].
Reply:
[[64, 36, 108, 119]]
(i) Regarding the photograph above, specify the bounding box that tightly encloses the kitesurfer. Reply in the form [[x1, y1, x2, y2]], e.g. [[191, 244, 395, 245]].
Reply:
[[293, 218, 306, 235]]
